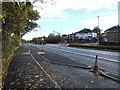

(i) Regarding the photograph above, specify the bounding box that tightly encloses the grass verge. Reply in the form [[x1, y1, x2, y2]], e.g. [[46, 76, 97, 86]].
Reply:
[[69, 44, 120, 52], [2, 46, 19, 86]]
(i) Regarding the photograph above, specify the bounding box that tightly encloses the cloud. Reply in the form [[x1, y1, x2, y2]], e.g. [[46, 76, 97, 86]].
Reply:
[[33, 0, 119, 23], [34, 0, 119, 14], [34, 0, 118, 31], [81, 14, 118, 31]]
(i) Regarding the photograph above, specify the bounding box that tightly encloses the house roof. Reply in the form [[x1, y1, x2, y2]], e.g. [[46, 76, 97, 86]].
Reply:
[[105, 25, 120, 32], [75, 28, 92, 34], [62, 34, 67, 36]]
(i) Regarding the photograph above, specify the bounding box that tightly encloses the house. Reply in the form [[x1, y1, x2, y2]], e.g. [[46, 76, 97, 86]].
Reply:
[[62, 34, 68, 39], [68, 33, 75, 40], [75, 28, 97, 42], [103, 25, 120, 45]]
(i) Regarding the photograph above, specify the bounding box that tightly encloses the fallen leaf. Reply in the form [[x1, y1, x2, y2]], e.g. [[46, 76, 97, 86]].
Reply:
[[10, 82, 15, 85], [35, 75, 39, 78], [90, 81, 94, 83]]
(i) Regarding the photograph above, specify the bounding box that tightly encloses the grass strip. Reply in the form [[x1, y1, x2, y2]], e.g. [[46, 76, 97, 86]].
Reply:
[[69, 44, 120, 51]]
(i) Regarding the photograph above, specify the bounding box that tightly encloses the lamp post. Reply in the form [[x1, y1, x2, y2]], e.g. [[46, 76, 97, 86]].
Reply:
[[97, 16, 99, 28], [97, 16, 100, 44]]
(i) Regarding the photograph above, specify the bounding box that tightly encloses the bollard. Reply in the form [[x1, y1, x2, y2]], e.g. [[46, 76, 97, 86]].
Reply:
[[38, 44, 45, 55], [93, 55, 99, 74], [40, 48, 45, 52], [40, 43, 45, 52]]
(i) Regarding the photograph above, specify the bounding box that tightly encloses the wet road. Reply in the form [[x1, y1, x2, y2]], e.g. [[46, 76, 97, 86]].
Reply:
[[31, 44, 119, 76]]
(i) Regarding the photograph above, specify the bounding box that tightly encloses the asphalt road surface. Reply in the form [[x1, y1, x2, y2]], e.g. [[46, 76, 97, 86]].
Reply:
[[4, 43, 119, 89], [3, 44, 120, 90], [30, 44, 119, 78]]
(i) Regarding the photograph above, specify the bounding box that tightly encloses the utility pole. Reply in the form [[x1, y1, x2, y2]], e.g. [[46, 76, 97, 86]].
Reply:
[[97, 16, 100, 44], [97, 16, 99, 28]]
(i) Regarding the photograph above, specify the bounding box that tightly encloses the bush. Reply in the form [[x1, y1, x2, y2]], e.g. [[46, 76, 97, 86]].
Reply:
[[2, 38, 19, 84]]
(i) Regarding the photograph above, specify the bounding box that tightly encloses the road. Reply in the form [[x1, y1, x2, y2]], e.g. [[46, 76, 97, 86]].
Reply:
[[4, 43, 119, 88], [30, 43, 119, 77]]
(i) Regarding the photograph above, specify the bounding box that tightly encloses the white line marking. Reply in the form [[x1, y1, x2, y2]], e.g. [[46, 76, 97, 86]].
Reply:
[[29, 50, 61, 89], [46, 47, 119, 63], [59, 49, 119, 63]]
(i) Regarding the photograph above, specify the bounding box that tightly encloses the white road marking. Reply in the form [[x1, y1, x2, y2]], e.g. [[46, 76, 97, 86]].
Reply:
[[60, 49, 119, 63], [46, 46, 119, 63], [29, 50, 61, 89], [37, 52, 45, 55]]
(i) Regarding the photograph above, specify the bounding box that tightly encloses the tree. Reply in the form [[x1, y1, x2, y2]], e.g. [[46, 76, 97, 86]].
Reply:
[[21, 5, 40, 37], [2, 2, 27, 52], [2, 1, 40, 52], [46, 33, 64, 43], [93, 26, 102, 44], [1, 0, 52, 84], [47, 33, 55, 43]]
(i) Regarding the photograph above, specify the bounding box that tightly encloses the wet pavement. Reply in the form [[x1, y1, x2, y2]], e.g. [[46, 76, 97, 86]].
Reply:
[[3, 46, 59, 89], [0, 43, 2, 89]]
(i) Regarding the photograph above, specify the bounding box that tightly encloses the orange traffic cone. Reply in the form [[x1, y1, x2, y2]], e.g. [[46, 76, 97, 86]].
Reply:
[[93, 55, 99, 74]]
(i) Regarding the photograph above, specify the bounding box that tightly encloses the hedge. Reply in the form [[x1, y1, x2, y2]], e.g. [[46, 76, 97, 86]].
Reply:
[[69, 44, 120, 51]]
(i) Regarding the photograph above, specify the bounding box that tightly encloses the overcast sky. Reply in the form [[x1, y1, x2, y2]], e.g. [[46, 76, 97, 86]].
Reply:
[[22, 0, 119, 40]]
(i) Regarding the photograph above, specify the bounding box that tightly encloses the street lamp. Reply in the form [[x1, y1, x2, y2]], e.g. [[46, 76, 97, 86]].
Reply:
[[97, 16, 99, 28], [97, 16, 101, 44]]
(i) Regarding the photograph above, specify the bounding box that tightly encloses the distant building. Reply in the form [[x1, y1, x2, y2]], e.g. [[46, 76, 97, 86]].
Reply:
[[62, 28, 97, 43], [75, 28, 97, 42], [68, 33, 75, 40], [62, 34, 68, 39], [103, 25, 120, 45]]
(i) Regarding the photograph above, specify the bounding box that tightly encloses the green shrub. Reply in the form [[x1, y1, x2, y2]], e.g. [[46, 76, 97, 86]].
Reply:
[[69, 44, 120, 51]]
